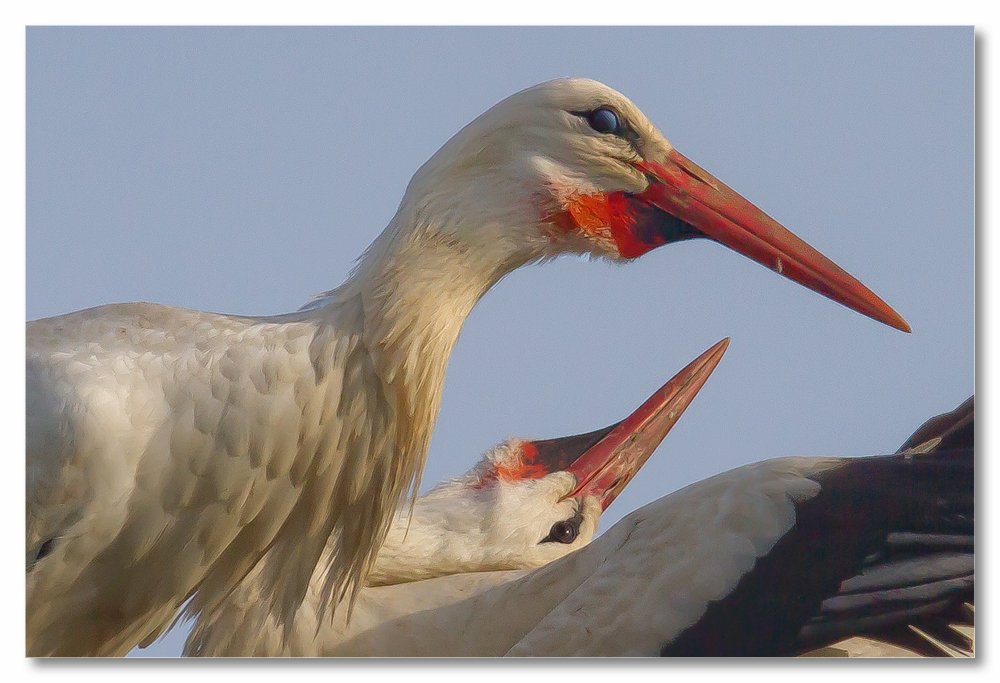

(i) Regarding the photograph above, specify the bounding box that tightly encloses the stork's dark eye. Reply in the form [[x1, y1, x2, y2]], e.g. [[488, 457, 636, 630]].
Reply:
[[542, 519, 580, 544], [586, 107, 622, 136]]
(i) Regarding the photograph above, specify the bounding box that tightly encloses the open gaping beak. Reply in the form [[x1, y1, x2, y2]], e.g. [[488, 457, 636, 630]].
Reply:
[[632, 150, 910, 333], [518, 338, 729, 511]]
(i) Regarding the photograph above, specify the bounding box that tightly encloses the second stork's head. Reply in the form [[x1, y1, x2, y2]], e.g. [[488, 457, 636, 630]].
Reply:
[[375, 78, 908, 332], [366, 338, 729, 586]]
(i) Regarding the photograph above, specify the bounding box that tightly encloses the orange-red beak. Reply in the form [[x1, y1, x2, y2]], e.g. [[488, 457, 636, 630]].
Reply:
[[632, 150, 910, 333], [518, 338, 729, 511]]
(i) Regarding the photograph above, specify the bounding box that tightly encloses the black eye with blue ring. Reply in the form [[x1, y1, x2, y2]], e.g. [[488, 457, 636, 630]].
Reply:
[[586, 107, 622, 136]]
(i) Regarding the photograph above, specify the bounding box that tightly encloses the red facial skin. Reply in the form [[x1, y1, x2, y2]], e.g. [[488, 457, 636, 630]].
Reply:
[[548, 191, 663, 259], [471, 338, 730, 511], [544, 149, 911, 333], [474, 442, 560, 488]]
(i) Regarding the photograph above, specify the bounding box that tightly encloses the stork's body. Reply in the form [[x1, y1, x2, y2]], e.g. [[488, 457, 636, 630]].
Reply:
[[27, 232, 477, 655], [27, 78, 909, 657], [188, 355, 972, 657]]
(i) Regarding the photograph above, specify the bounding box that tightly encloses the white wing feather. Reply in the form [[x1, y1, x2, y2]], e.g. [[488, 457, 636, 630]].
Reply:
[[26, 302, 368, 656]]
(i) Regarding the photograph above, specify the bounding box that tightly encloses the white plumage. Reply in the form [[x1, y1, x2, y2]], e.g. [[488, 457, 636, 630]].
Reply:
[[186, 350, 971, 657], [189, 457, 839, 656], [27, 78, 909, 657], [186, 338, 730, 655]]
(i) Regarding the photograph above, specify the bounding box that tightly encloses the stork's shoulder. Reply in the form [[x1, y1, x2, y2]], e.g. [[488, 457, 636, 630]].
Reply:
[[25, 301, 340, 411], [25, 300, 354, 493], [28, 302, 301, 356]]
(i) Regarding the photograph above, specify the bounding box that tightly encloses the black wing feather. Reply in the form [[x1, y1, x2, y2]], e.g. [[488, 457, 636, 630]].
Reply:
[[661, 397, 973, 657]]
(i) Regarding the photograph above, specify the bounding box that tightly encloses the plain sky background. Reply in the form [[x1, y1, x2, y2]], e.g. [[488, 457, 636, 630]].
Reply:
[[25, 27, 972, 657]]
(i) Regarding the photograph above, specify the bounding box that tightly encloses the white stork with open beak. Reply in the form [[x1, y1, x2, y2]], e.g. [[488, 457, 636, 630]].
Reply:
[[187, 341, 972, 657], [26, 78, 910, 657]]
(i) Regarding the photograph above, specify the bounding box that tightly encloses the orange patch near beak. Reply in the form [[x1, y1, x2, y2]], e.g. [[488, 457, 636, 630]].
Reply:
[[546, 192, 655, 258]]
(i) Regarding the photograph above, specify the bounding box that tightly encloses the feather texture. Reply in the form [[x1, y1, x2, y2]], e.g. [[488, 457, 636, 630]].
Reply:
[[27, 77, 919, 656]]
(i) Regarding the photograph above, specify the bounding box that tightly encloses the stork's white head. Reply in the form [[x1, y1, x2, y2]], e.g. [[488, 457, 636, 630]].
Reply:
[[371, 78, 908, 332], [366, 338, 730, 586], [398, 78, 664, 265]]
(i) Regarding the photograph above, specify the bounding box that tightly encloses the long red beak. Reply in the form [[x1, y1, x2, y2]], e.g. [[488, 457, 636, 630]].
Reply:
[[634, 150, 910, 333], [517, 338, 729, 511]]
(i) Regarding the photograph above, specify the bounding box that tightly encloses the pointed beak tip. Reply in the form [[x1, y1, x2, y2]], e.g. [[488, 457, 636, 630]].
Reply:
[[868, 305, 911, 333], [698, 337, 731, 374], [560, 338, 730, 509], [641, 152, 912, 336]]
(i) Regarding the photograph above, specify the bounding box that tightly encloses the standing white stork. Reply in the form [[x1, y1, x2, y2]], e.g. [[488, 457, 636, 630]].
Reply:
[[187, 342, 972, 657], [26, 78, 910, 657]]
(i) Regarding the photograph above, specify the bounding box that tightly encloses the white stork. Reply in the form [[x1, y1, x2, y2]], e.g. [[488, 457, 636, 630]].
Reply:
[[186, 342, 972, 657], [26, 78, 910, 657]]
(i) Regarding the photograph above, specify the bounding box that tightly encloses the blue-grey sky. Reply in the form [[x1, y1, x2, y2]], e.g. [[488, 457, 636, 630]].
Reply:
[[26, 27, 973, 657]]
